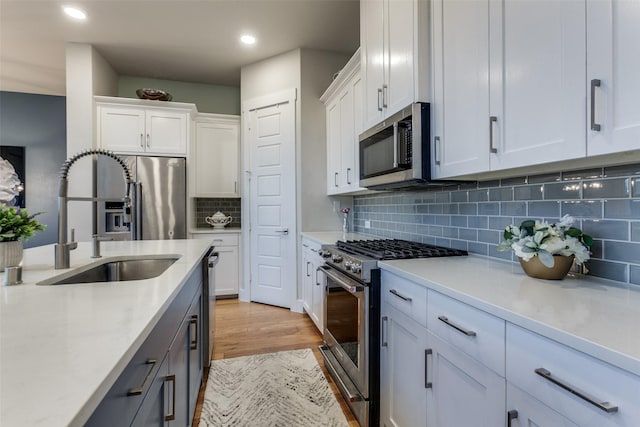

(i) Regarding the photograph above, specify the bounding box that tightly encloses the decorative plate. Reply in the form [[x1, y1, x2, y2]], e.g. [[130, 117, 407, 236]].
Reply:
[[136, 88, 173, 101]]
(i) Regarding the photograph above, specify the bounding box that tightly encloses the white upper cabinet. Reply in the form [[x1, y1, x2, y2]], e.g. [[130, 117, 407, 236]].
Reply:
[[587, 0, 640, 156], [321, 50, 366, 195], [96, 97, 193, 156], [361, 0, 429, 130], [192, 114, 240, 198], [432, 0, 586, 178]]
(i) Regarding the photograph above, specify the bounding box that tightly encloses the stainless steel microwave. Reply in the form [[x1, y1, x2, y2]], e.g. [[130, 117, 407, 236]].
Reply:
[[359, 102, 435, 190]]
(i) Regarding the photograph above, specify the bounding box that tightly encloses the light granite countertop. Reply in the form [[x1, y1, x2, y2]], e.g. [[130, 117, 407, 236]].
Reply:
[[380, 255, 640, 377], [0, 239, 212, 427]]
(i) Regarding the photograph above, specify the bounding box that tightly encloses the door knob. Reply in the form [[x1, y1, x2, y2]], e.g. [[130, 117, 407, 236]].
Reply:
[[275, 228, 289, 235]]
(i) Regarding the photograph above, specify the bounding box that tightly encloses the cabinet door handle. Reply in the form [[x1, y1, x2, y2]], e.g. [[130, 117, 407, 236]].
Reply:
[[382, 84, 388, 108], [234, 181, 238, 194], [140, 133, 144, 148], [438, 315, 477, 337], [127, 358, 157, 396], [534, 368, 618, 413], [190, 314, 198, 350], [389, 288, 412, 302], [306, 261, 311, 277], [590, 79, 602, 131], [434, 136, 441, 165], [346, 168, 352, 185], [334, 172, 339, 187], [164, 374, 176, 421], [146, 133, 150, 148], [507, 409, 518, 427], [489, 116, 498, 153], [425, 349, 433, 389], [381, 316, 388, 347], [377, 88, 383, 111]]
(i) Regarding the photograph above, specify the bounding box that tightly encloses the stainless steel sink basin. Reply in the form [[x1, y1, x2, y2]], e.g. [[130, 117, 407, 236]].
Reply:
[[37, 255, 180, 285]]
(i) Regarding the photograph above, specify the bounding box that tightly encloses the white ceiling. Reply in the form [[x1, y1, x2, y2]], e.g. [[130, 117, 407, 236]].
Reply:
[[0, 0, 360, 96]]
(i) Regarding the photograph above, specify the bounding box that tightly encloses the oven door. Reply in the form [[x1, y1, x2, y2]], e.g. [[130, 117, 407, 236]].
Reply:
[[320, 265, 369, 397]]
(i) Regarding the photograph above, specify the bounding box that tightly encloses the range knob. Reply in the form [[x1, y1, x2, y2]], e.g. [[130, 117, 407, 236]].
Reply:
[[344, 261, 353, 271], [331, 254, 343, 263], [350, 263, 362, 274], [318, 250, 331, 258]]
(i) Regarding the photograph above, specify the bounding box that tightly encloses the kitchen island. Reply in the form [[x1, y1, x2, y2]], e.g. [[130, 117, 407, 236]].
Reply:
[[0, 239, 213, 427]]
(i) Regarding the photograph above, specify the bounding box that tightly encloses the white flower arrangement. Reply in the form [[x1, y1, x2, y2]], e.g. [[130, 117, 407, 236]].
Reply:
[[497, 215, 592, 268]]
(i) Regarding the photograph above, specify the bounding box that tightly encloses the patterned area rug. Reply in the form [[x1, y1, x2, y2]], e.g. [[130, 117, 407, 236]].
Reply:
[[199, 348, 349, 427]]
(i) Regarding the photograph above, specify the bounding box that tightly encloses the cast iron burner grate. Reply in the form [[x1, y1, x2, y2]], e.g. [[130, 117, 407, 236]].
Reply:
[[337, 239, 468, 260]]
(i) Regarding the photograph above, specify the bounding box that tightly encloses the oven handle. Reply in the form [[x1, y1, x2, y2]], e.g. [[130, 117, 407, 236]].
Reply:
[[317, 265, 365, 295]]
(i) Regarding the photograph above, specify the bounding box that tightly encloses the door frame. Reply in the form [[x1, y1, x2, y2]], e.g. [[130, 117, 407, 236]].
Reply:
[[240, 89, 299, 311]]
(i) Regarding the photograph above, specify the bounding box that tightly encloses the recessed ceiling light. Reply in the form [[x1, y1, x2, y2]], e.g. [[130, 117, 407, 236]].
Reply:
[[240, 35, 256, 45], [63, 6, 87, 20]]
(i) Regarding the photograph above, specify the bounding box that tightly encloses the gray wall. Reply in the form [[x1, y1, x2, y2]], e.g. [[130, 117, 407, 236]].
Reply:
[[118, 76, 240, 115], [354, 163, 640, 286], [0, 91, 66, 248]]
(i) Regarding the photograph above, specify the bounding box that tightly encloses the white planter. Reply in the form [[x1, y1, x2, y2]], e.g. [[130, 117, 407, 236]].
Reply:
[[0, 241, 23, 270]]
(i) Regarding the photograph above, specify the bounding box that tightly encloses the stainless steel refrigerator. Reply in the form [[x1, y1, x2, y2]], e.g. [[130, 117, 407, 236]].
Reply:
[[96, 156, 186, 240]]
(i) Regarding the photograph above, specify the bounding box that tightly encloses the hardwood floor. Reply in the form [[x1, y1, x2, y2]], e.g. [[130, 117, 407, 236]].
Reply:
[[192, 299, 359, 426]]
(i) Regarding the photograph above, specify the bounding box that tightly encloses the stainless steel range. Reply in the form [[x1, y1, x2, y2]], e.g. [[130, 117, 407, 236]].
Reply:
[[318, 239, 467, 427]]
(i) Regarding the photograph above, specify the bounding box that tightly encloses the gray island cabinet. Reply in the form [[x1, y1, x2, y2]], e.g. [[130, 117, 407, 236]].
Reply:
[[86, 260, 204, 427]]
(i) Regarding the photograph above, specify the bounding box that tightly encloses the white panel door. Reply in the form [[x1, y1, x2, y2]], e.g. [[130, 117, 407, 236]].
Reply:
[[506, 383, 580, 427], [490, 0, 586, 170], [195, 120, 239, 197], [98, 106, 146, 153], [432, 0, 491, 178], [361, 0, 386, 129], [145, 110, 187, 155], [385, 0, 414, 117], [587, 0, 640, 155], [326, 101, 341, 194], [248, 100, 296, 309]]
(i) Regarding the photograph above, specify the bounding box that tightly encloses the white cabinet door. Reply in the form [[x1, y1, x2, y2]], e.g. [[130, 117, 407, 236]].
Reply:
[[309, 249, 324, 332], [98, 106, 146, 154], [431, 0, 491, 178], [145, 110, 187, 155], [326, 101, 342, 194], [301, 244, 313, 314], [490, 0, 586, 170], [380, 304, 428, 427], [213, 245, 239, 297], [385, 0, 415, 117], [338, 86, 355, 191], [587, 0, 640, 156], [194, 118, 240, 197], [361, 0, 386, 129], [426, 331, 505, 427], [506, 383, 579, 427]]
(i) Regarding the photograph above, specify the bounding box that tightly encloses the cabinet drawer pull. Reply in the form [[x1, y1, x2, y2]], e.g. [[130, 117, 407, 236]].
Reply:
[[590, 79, 602, 131], [140, 133, 144, 148], [165, 374, 176, 421], [234, 181, 238, 193], [306, 261, 311, 277], [334, 172, 339, 187], [389, 289, 412, 302], [381, 316, 388, 347], [438, 315, 477, 337], [489, 116, 498, 153], [382, 84, 388, 108], [127, 358, 157, 396], [146, 133, 150, 148], [346, 168, 352, 185], [534, 368, 618, 413], [434, 136, 441, 165], [377, 88, 383, 112], [190, 314, 198, 350], [425, 349, 433, 389], [507, 409, 518, 427]]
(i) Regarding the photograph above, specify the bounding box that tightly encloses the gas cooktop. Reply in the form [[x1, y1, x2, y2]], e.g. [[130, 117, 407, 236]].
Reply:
[[336, 239, 468, 260]]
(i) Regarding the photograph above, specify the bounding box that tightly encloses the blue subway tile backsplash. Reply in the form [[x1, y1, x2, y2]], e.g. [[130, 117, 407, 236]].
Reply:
[[353, 163, 640, 286]]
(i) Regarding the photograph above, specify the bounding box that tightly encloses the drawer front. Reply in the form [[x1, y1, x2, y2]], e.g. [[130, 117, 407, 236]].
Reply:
[[427, 290, 505, 376], [192, 232, 238, 246], [301, 237, 322, 252], [381, 270, 428, 327], [506, 324, 640, 427]]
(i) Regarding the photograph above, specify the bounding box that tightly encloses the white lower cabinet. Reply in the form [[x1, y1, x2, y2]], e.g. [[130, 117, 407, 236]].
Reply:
[[191, 232, 239, 297], [426, 331, 505, 427], [380, 303, 428, 427], [380, 269, 640, 427], [301, 237, 324, 332]]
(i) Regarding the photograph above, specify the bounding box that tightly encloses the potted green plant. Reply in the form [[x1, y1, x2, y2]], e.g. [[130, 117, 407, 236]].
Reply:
[[0, 204, 46, 269]]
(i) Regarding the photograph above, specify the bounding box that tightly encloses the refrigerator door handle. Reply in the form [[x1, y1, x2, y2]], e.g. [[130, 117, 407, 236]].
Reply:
[[134, 182, 143, 240]]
